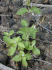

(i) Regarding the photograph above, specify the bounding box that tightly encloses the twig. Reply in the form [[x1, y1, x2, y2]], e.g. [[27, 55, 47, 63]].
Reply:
[[32, 59, 52, 65], [23, 3, 52, 8], [0, 14, 11, 16], [36, 22, 52, 33]]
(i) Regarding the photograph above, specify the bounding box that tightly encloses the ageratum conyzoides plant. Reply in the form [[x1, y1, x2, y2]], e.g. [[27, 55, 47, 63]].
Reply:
[[3, 0, 41, 67]]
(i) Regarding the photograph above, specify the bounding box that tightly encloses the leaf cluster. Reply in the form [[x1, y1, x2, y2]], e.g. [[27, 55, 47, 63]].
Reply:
[[16, 5, 41, 15], [3, 20, 40, 67], [3, 1, 41, 67]]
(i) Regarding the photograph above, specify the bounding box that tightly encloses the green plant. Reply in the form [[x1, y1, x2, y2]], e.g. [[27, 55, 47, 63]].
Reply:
[[16, 0, 41, 15], [3, 0, 41, 67], [3, 20, 40, 67]]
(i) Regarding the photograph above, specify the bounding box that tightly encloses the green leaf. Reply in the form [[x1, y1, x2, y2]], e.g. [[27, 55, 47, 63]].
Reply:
[[16, 31, 24, 34], [12, 55, 21, 61], [22, 41, 30, 47], [9, 30, 14, 36], [22, 61, 28, 67], [32, 40, 36, 46], [31, 24, 36, 28], [22, 57, 28, 67], [22, 56, 26, 61], [30, 33, 36, 39], [26, 54, 31, 60], [26, 45, 33, 50], [27, 2, 30, 6], [3, 36, 14, 44], [20, 27, 28, 33], [18, 42, 25, 50], [32, 47, 40, 55], [29, 28, 38, 33], [16, 7, 28, 15], [13, 36, 22, 43], [3, 32, 9, 36], [29, 28, 38, 38], [26, 33, 29, 40], [20, 27, 29, 40], [28, 0, 30, 2], [21, 19, 29, 27], [8, 45, 16, 56], [22, 33, 29, 40], [7, 43, 10, 47], [29, 7, 41, 14], [22, 33, 26, 40], [20, 51, 25, 57]]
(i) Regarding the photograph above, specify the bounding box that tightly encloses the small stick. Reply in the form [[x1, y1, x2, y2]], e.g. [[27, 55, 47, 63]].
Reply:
[[23, 3, 52, 8], [32, 59, 52, 65], [37, 22, 52, 33]]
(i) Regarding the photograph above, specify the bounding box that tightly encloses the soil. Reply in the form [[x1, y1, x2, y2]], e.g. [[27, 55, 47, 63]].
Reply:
[[0, 0, 52, 70]]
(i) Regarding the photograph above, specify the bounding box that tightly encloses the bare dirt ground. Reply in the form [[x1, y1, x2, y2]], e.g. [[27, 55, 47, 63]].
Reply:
[[0, 0, 52, 70]]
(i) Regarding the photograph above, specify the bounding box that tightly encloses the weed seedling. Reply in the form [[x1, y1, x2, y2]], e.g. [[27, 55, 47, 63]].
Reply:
[[3, 0, 41, 67]]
